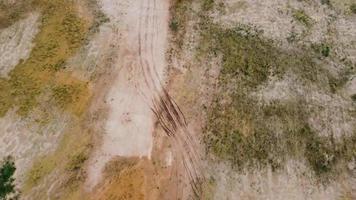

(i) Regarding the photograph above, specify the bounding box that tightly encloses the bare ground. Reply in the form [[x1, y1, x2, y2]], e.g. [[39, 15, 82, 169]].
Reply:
[[0, 12, 40, 77]]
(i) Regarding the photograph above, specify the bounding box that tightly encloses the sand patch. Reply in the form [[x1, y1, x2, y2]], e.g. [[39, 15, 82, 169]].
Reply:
[[0, 12, 40, 77]]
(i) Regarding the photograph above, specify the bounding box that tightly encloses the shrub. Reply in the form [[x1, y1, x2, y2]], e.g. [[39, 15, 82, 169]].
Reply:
[[169, 19, 179, 32], [312, 43, 331, 57], [0, 156, 17, 200]]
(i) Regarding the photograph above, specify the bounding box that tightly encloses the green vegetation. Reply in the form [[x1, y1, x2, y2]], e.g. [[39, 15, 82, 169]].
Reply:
[[0, 156, 17, 200], [0, 0, 90, 117], [351, 3, 356, 14], [293, 9, 313, 27]]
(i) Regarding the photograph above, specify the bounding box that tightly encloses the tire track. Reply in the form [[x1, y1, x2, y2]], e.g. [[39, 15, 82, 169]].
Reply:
[[136, 0, 205, 198]]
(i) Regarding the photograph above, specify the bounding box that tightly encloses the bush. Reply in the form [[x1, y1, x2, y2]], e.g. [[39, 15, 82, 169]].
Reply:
[[0, 156, 17, 200], [169, 19, 179, 32]]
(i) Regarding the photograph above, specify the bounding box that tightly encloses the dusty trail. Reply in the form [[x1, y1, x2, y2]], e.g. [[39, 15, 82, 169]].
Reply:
[[87, 0, 205, 198], [137, 0, 205, 198]]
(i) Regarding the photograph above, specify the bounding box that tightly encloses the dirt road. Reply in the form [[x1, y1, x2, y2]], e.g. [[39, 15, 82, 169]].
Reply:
[[86, 1, 204, 198], [86, 0, 170, 188]]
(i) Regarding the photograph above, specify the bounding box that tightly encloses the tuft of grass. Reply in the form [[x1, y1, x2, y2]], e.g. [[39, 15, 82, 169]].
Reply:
[[293, 9, 313, 27], [202, 0, 214, 11], [351, 3, 356, 14], [321, 0, 331, 6], [51, 85, 80, 109], [66, 151, 88, 172], [312, 43, 331, 57], [351, 94, 356, 102]]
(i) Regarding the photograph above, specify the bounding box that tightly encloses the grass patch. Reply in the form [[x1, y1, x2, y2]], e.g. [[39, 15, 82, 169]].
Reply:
[[24, 125, 93, 194], [0, 0, 91, 117], [26, 156, 56, 187], [169, 0, 193, 49], [312, 43, 331, 57], [198, 17, 355, 181], [198, 21, 321, 87], [15, 0, 100, 197], [293, 9, 313, 27]]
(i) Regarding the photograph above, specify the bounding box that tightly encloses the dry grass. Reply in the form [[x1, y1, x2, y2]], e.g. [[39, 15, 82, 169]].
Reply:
[[14, 0, 100, 197], [0, 0, 91, 117], [92, 158, 145, 200], [169, 0, 356, 183], [0, 0, 35, 29]]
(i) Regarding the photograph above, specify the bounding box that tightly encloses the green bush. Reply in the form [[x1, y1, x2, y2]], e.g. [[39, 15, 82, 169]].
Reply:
[[0, 156, 17, 200]]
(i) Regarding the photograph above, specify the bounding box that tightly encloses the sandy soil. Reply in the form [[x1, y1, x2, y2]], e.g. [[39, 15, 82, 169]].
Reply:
[[0, 109, 70, 185], [0, 12, 40, 77], [213, 160, 355, 200]]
